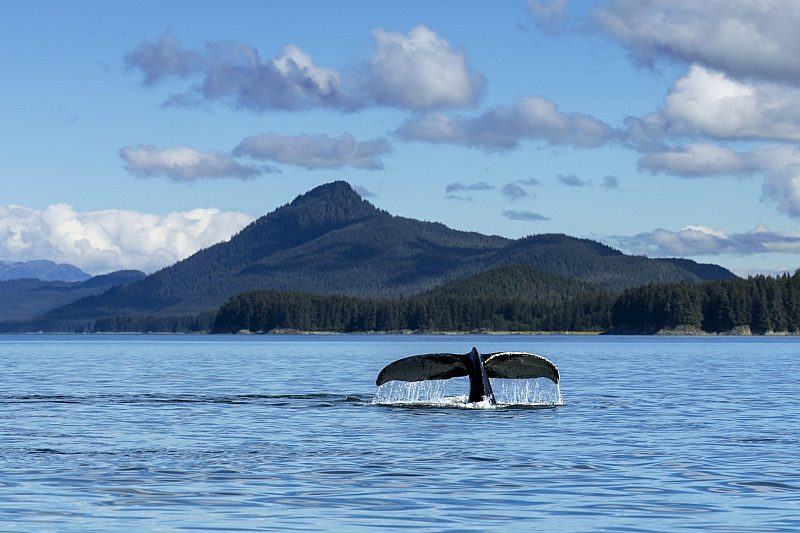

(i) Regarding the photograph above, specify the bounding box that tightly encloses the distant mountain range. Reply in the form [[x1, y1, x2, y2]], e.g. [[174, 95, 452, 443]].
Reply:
[[0, 260, 90, 282], [2, 181, 735, 331], [0, 270, 145, 322]]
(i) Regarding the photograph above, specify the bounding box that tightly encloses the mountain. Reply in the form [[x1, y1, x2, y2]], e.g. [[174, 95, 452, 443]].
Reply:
[[0, 260, 90, 282], [0, 270, 145, 322], [22, 181, 733, 329]]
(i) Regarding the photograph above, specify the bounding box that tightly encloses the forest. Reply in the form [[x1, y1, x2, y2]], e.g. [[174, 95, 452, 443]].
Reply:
[[213, 267, 800, 335]]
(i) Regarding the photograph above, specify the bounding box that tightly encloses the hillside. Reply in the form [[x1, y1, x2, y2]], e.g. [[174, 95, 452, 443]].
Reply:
[[12, 181, 734, 330], [0, 270, 145, 322], [212, 264, 615, 333]]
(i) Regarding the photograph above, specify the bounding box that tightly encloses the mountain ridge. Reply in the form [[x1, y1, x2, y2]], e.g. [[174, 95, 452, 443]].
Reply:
[[8, 181, 735, 329]]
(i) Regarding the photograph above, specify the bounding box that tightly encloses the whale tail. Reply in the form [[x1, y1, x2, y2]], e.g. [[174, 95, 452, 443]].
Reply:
[[375, 347, 559, 404]]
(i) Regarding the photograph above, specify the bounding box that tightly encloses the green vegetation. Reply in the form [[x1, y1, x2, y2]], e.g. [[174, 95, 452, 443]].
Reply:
[[212, 265, 615, 333], [612, 272, 800, 334], [212, 268, 800, 335]]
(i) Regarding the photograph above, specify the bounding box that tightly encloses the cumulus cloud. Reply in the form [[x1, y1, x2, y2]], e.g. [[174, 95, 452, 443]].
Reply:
[[445, 181, 494, 193], [0, 204, 252, 274], [120, 145, 260, 181], [233, 132, 391, 170], [397, 96, 613, 150], [659, 66, 800, 142], [602, 175, 619, 189], [638, 143, 753, 177], [502, 183, 528, 201], [369, 25, 484, 110], [557, 173, 589, 187], [596, 1, 800, 86], [126, 34, 357, 111], [754, 144, 800, 218], [126, 27, 484, 112], [615, 224, 800, 256], [503, 210, 549, 221]]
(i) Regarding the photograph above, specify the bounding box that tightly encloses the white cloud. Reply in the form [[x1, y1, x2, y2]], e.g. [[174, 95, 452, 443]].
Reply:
[[120, 145, 260, 181], [638, 143, 753, 177], [754, 144, 800, 218], [397, 96, 612, 150], [369, 25, 484, 110], [614, 224, 800, 256], [660, 66, 800, 141], [234, 132, 391, 170], [127, 28, 484, 112], [126, 34, 357, 112], [596, 0, 800, 86], [0, 204, 253, 274]]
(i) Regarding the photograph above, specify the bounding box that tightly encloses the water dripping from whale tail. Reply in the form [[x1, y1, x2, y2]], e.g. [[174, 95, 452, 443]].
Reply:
[[373, 348, 561, 406]]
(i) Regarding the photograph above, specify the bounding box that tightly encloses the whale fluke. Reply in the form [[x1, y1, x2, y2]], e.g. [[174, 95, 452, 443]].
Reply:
[[375, 347, 559, 404], [483, 352, 559, 383]]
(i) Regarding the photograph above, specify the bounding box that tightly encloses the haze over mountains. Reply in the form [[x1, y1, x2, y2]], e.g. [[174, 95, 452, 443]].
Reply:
[[2, 182, 735, 331], [0, 260, 90, 282]]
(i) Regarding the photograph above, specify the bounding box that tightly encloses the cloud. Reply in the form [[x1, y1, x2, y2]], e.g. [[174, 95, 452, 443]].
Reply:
[[124, 33, 201, 85], [126, 34, 357, 112], [0, 204, 252, 274], [503, 210, 549, 221], [120, 145, 260, 181], [397, 96, 613, 150], [502, 183, 528, 201], [638, 143, 753, 177], [614, 224, 800, 256], [369, 25, 484, 110], [233, 132, 391, 170], [126, 27, 483, 112], [444, 194, 473, 202], [557, 173, 589, 187], [754, 144, 800, 218], [445, 181, 494, 193], [516, 178, 541, 186], [528, 0, 569, 31], [659, 66, 800, 142], [353, 185, 377, 198], [602, 175, 619, 189], [596, 1, 800, 86]]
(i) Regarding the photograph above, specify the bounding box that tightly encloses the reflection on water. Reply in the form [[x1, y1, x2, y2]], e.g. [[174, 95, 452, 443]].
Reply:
[[0, 335, 799, 531], [372, 377, 563, 407]]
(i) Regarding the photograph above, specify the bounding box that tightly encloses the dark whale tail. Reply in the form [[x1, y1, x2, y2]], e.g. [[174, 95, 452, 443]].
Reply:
[[375, 347, 559, 404]]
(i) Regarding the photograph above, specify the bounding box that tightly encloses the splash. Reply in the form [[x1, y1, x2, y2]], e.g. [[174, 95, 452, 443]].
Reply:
[[372, 377, 563, 408]]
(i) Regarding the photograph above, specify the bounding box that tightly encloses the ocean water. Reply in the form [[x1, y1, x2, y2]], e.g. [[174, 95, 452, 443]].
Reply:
[[0, 335, 798, 532]]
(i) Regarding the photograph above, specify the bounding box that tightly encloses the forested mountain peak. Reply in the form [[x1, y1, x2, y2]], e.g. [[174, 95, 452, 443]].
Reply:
[[248, 180, 383, 232], [13, 181, 737, 330]]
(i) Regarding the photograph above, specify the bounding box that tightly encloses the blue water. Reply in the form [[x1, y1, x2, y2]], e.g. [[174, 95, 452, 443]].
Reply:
[[1, 335, 798, 532]]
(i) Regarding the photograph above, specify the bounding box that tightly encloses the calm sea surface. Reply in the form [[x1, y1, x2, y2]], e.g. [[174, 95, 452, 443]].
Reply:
[[0, 335, 798, 532]]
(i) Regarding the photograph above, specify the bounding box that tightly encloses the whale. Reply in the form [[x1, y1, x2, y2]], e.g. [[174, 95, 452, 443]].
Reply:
[[375, 347, 559, 404]]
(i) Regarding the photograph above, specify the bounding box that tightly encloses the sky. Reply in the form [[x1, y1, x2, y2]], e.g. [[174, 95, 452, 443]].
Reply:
[[2, 0, 800, 276]]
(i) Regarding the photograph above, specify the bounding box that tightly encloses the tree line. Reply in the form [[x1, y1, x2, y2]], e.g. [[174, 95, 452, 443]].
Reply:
[[213, 269, 800, 335]]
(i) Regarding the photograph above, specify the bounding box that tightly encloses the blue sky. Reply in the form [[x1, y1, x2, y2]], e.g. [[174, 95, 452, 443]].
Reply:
[[2, 0, 800, 275]]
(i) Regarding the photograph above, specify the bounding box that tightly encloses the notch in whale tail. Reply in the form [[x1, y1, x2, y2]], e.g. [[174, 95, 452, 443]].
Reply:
[[375, 347, 559, 404]]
